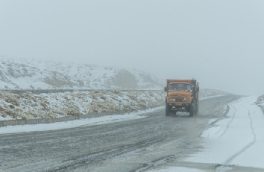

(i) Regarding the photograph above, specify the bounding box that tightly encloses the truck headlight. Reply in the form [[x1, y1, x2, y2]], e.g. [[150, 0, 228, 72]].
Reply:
[[169, 98, 175, 102]]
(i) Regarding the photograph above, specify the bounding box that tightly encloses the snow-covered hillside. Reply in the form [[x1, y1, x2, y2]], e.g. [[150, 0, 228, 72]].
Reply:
[[0, 58, 162, 90]]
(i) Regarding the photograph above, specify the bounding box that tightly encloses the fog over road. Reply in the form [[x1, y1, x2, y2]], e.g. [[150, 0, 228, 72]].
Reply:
[[1, 1, 264, 95], [0, 96, 244, 172], [1, 1, 264, 171]]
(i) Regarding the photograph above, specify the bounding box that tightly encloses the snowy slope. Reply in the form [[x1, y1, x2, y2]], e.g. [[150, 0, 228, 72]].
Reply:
[[0, 58, 162, 90]]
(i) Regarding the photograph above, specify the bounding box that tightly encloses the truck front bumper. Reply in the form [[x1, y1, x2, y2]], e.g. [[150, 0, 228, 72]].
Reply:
[[167, 102, 191, 112]]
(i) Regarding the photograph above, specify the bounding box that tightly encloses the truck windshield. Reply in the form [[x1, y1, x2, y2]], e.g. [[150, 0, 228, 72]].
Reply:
[[168, 83, 192, 91]]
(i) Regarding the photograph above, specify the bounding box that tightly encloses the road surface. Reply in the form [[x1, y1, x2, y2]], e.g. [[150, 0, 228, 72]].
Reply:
[[2, 95, 261, 172]]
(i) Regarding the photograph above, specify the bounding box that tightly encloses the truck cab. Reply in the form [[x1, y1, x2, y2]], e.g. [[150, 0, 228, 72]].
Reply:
[[165, 79, 199, 116]]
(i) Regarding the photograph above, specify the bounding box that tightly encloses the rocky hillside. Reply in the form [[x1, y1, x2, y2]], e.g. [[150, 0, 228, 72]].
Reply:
[[0, 58, 162, 90]]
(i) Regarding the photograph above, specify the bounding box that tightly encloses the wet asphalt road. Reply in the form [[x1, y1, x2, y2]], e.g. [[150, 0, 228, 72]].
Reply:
[[0, 96, 238, 172]]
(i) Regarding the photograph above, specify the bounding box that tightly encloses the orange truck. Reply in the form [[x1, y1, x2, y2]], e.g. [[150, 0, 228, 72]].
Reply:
[[164, 79, 199, 116]]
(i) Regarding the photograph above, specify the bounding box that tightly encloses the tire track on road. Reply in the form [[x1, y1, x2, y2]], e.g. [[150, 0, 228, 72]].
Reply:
[[46, 136, 165, 172], [219, 105, 237, 138], [130, 155, 176, 172]]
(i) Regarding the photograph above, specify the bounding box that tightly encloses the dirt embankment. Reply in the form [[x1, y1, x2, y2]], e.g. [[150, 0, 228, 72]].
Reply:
[[0, 91, 164, 121]]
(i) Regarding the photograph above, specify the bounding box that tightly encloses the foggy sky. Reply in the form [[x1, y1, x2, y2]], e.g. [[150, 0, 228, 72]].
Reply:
[[0, 0, 264, 95]]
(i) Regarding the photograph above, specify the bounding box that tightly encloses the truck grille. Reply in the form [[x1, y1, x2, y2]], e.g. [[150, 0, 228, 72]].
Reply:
[[175, 96, 184, 102]]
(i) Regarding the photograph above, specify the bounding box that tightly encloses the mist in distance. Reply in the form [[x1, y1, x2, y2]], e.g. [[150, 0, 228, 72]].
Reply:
[[0, 0, 264, 95]]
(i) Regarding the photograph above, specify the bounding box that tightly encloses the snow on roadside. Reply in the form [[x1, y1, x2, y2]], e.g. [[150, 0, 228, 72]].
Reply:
[[0, 107, 163, 135], [186, 96, 264, 169], [148, 166, 204, 172], [0, 115, 12, 121]]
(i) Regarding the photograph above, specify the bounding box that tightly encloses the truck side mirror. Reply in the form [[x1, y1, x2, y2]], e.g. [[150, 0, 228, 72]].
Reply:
[[164, 87, 168, 92]]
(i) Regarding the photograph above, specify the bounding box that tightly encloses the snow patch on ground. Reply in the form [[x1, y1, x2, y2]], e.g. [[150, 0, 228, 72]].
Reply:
[[148, 166, 204, 172], [186, 96, 264, 169], [0, 107, 163, 135], [0, 115, 12, 121]]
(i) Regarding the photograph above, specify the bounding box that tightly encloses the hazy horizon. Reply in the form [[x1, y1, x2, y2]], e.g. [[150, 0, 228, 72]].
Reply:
[[1, 0, 264, 95]]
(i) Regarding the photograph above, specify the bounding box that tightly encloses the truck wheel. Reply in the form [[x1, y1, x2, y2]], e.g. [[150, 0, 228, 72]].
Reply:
[[190, 110, 194, 117], [196, 103, 199, 115], [165, 104, 171, 116], [190, 104, 195, 117]]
